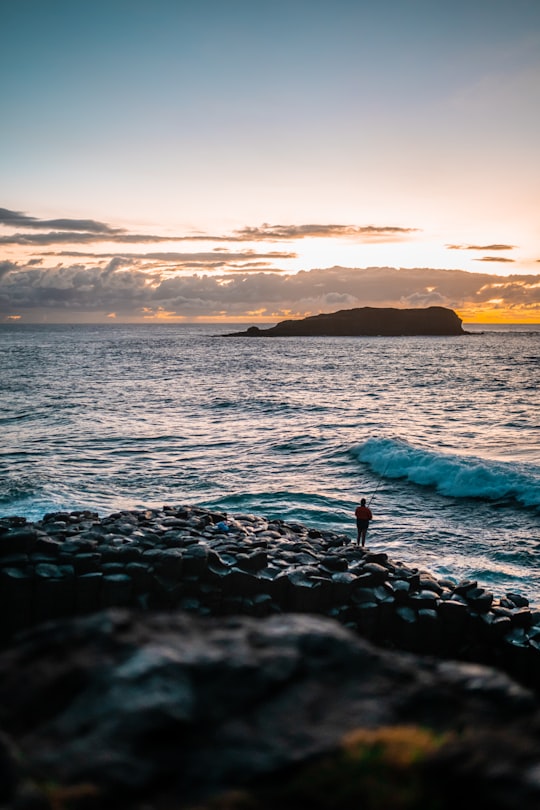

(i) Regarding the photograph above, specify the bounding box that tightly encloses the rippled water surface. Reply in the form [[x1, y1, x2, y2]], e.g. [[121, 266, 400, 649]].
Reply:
[[1, 322, 539, 603]]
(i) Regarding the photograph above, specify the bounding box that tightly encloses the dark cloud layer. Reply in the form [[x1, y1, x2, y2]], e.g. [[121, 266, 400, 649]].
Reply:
[[0, 207, 419, 247], [0, 231, 175, 246], [476, 256, 515, 263], [0, 207, 122, 234], [2, 262, 539, 321], [231, 224, 419, 241], [51, 250, 297, 265], [2, 207, 537, 321], [447, 243, 515, 251]]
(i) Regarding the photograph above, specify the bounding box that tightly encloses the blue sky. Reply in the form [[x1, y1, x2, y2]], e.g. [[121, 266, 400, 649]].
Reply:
[[1, 0, 540, 322]]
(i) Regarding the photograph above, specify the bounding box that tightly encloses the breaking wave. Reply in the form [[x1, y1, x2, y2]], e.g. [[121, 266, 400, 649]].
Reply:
[[356, 437, 540, 509]]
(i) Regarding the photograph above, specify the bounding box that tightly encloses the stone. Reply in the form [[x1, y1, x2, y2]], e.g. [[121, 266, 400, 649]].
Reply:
[[153, 548, 184, 579], [75, 572, 103, 614], [330, 571, 357, 602], [0, 527, 37, 555], [320, 554, 348, 572], [418, 576, 444, 595], [34, 568, 75, 622], [508, 592, 530, 608], [101, 574, 133, 608], [182, 544, 208, 577], [236, 550, 268, 572], [391, 579, 410, 602], [465, 587, 494, 612], [0, 568, 33, 639], [408, 590, 439, 610], [71, 552, 102, 575]]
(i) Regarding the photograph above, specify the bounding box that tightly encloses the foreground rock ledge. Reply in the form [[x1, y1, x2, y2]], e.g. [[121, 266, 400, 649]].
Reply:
[[2, 610, 540, 808], [225, 306, 467, 337]]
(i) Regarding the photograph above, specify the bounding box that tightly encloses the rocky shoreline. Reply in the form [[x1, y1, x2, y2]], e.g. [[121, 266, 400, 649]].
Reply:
[[1, 504, 539, 688], [3, 504, 540, 809]]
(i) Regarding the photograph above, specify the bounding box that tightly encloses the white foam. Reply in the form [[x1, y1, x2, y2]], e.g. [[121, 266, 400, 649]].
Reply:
[[357, 437, 540, 508]]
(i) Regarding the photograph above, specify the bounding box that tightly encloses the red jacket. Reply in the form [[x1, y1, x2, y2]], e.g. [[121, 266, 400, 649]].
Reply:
[[355, 505, 372, 521]]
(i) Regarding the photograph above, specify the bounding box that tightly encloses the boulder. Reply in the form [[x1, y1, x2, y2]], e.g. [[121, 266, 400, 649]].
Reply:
[[2, 610, 540, 808]]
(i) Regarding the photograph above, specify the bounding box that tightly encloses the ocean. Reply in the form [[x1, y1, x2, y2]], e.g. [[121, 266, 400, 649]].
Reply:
[[1, 322, 539, 605]]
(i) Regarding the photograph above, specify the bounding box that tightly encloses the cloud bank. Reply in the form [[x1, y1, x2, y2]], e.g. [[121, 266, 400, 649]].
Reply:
[[2, 206, 539, 322], [231, 224, 419, 242], [2, 262, 540, 322]]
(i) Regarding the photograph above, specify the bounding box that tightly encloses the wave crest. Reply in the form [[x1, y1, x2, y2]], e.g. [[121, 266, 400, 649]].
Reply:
[[356, 437, 540, 508]]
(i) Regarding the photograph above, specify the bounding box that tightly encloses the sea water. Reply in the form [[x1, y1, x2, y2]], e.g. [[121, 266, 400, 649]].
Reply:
[[1, 322, 539, 603]]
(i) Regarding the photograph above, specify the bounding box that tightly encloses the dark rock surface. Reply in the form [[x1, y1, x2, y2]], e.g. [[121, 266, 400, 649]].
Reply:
[[226, 306, 466, 337], [2, 610, 540, 809]]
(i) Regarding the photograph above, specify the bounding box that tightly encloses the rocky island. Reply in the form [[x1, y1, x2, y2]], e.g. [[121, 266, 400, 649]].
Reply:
[[2, 505, 540, 808], [226, 305, 466, 337]]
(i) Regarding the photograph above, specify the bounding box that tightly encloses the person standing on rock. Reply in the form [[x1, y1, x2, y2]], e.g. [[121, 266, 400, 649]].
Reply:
[[354, 498, 373, 547]]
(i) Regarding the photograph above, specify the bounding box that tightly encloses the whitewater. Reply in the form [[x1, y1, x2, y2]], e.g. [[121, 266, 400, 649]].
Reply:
[[1, 323, 539, 604]]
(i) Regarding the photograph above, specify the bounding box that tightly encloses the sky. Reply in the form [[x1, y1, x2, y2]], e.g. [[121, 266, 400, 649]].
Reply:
[[1, 0, 539, 324]]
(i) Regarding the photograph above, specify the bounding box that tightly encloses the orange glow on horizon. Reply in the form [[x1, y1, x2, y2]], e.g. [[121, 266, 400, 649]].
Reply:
[[3, 306, 540, 326], [457, 307, 540, 325]]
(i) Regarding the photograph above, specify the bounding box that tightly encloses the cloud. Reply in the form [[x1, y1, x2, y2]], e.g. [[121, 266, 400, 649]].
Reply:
[[475, 257, 515, 263], [2, 261, 540, 321], [0, 207, 123, 234], [231, 223, 419, 242], [1, 209, 537, 321], [446, 243, 515, 251], [50, 249, 296, 269], [0, 261, 16, 280], [399, 290, 449, 307], [0, 206, 192, 246], [220, 262, 283, 272], [0, 231, 174, 246], [445, 243, 519, 264], [1, 207, 419, 248]]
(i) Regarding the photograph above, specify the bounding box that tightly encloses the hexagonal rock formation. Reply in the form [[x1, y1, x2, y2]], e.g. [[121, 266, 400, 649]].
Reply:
[[1, 505, 539, 693]]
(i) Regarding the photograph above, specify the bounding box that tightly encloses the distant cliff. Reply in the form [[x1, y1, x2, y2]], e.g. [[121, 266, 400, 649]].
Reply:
[[226, 306, 466, 337]]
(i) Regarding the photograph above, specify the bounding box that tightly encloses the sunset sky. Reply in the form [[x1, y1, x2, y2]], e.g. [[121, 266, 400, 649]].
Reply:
[[1, 0, 539, 323]]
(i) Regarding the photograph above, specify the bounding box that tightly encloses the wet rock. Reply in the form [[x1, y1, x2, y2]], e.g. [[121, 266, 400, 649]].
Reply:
[[408, 590, 439, 610], [320, 554, 348, 572], [390, 579, 411, 603], [182, 544, 208, 576], [75, 572, 103, 614], [465, 587, 494, 612], [101, 573, 133, 608], [508, 592, 530, 608], [0, 568, 33, 639], [0, 527, 37, 554], [236, 550, 268, 572]]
